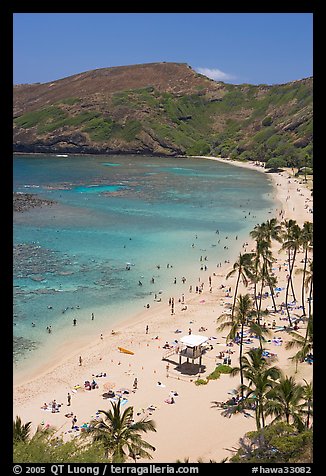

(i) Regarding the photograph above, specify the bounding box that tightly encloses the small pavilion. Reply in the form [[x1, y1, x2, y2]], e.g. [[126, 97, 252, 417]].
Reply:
[[178, 334, 209, 370]]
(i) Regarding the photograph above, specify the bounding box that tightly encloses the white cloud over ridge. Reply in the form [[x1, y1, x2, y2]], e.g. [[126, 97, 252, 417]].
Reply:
[[195, 67, 235, 82]]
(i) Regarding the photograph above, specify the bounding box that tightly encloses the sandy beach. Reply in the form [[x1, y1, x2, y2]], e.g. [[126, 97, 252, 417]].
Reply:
[[13, 157, 313, 463]]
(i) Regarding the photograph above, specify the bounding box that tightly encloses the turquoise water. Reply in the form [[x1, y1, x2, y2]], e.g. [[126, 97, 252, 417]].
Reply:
[[13, 154, 276, 371]]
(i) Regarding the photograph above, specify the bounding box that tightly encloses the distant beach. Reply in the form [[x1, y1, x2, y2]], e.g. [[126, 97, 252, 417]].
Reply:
[[13, 156, 313, 462]]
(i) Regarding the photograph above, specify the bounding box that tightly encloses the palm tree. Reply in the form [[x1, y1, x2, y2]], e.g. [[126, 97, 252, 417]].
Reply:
[[288, 261, 313, 372], [304, 262, 313, 337], [264, 218, 282, 243], [225, 252, 254, 321], [303, 153, 310, 183], [285, 314, 313, 372], [264, 375, 306, 431], [13, 416, 32, 443], [281, 220, 302, 325], [300, 379, 313, 429], [250, 223, 267, 313], [250, 219, 281, 314], [298, 222, 313, 317], [296, 261, 313, 339], [264, 218, 282, 306], [217, 294, 268, 397], [257, 242, 277, 320], [87, 399, 156, 462], [261, 218, 282, 309], [231, 348, 281, 430], [281, 220, 296, 298]]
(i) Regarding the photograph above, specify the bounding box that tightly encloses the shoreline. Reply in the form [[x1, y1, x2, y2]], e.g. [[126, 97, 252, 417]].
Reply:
[[13, 156, 313, 462], [13, 155, 274, 386]]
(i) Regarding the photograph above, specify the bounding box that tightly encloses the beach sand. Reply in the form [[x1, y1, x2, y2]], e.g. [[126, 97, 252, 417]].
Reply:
[[13, 157, 313, 463]]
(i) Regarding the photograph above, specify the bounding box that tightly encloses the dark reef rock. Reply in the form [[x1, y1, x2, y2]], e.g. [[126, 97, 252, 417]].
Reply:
[[13, 192, 56, 212]]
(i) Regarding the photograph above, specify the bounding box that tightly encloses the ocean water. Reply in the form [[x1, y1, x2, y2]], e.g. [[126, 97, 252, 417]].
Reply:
[[13, 154, 276, 374]]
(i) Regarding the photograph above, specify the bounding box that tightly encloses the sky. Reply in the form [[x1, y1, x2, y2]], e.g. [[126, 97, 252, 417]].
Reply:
[[13, 13, 313, 86]]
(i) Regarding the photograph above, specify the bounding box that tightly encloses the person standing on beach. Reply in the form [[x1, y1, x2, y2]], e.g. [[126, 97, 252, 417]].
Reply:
[[79, 356, 82, 366], [73, 318, 77, 326], [67, 392, 71, 406], [91, 313, 94, 321], [72, 415, 77, 429]]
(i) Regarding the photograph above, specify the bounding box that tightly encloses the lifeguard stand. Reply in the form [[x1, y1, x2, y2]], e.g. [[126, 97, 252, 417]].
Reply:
[[178, 334, 208, 369]]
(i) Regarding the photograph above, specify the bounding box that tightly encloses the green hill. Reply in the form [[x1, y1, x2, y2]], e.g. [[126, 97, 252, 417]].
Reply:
[[13, 62, 313, 167]]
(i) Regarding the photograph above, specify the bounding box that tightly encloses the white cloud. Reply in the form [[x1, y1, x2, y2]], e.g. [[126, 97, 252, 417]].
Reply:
[[195, 67, 235, 82]]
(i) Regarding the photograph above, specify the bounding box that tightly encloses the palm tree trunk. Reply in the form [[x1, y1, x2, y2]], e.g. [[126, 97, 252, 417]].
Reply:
[[308, 281, 313, 324], [289, 249, 296, 301], [239, 321, 245, 398], [285, 248, 297, 326], [253, 256, 260, 313], [306, 403, 311, 429], [257, 268, 266, 349], [301, 247, 308, 317], [254, 284, 258, 315], [261, 402, 265, 428], [304, 280, 313, 345], [257, 277, 264, 324], [255, 405, 261, 430], [267, 275, 277, 312], [286, 249, 296, 302], [285, 274, 292, 326], [290, 248, 298, 297], [295, 356, 299, 373], [231, 271, 241, 322]]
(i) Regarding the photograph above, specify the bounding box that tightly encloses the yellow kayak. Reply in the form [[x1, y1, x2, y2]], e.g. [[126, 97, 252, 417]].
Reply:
[[118, 347, 134, 355]]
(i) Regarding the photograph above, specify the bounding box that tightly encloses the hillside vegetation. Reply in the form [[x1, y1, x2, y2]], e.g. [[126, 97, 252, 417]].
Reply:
[[13, 62, 313, 167]]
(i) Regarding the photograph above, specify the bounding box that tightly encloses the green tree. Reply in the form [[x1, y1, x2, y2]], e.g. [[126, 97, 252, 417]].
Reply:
[[300, 380, 313, 430], [250, 219, 281, 317], [285, 314, 313, 372], [281, 220, 302, 325], [304, 262, 313, 331], [264, 375, 306, 431], [87, 399, 156, 462], [230, 422, 313, 463], [260, 219, 282, 309], [250, 223, 268, 316], [230, 348, 281, 429], [300, 261, 313, 341], [303, 153, 310, 183], [297, 222, 313, 317], [217, 294, 268, 397], [257, 242, 276, 320], [13, 416, 32, 443], [266, 157, 287, 171], [13, 417, 106, 463], [225, 252, 255, 322]]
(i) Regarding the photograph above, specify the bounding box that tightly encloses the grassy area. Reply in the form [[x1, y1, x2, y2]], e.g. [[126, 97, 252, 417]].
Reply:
[[14, 106, 67, 130]]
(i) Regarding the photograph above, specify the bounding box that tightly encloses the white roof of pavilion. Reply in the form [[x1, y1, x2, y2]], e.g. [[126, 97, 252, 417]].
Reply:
[[180, 334, 209, 347]]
